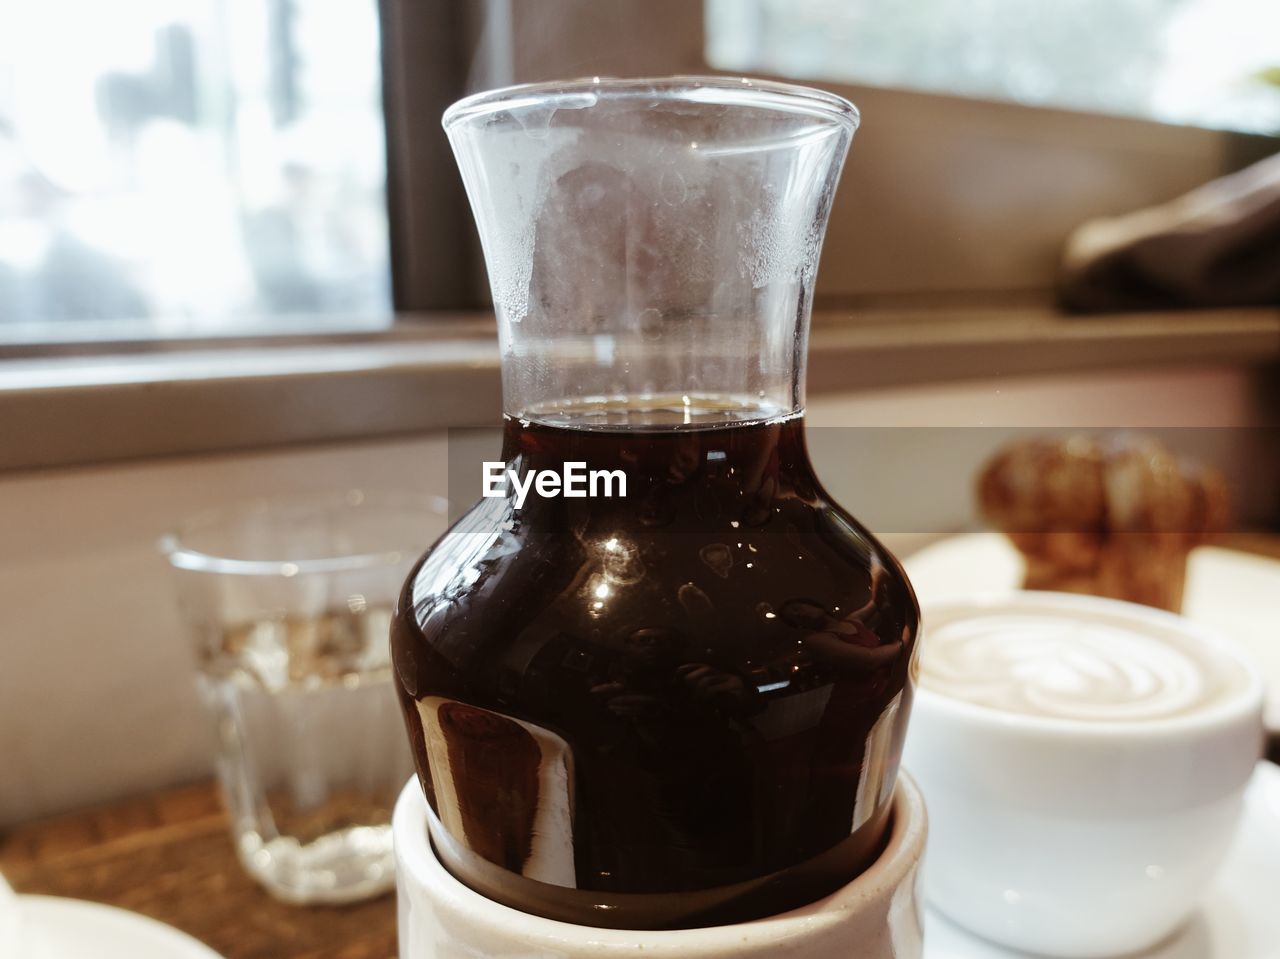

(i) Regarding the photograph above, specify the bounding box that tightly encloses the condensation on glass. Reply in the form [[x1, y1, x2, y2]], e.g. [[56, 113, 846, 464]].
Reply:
[[0, 0, 390, 341], [441, 76, 858, 424]]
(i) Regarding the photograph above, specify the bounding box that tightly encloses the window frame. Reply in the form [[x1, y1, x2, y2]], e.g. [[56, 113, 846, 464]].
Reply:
[[379, 0, 478, 312]]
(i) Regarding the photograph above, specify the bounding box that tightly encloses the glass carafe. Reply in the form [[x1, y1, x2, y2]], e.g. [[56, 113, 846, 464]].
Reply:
[[391, 77, 920, 929]]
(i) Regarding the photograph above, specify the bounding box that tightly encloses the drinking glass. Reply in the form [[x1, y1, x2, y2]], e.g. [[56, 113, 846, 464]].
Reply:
[[162, 490, 447, 904]]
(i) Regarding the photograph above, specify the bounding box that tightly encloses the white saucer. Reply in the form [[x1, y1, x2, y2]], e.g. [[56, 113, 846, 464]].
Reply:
[[903, 535, 1280, 730], [923, 762, 1280, 959], [15, 895, 224, 959]]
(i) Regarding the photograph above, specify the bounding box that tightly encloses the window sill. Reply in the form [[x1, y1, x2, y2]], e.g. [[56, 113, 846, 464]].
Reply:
[[3, 306, 1278, 472], [806, 303, 1280, 392]]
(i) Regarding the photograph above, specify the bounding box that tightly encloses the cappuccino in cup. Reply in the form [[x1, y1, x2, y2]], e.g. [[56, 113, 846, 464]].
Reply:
[[920, 602, 1254, 725], [904, 592, 1264, 959]]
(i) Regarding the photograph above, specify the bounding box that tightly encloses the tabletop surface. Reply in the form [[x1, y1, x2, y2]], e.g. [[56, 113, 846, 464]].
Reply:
[[3, 532, 1278, 959], [0, 781, 395, 959]]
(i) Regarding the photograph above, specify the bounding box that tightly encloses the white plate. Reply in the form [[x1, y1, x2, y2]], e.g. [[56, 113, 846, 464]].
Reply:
[[903, 535, 1280, 730], [15, 895, 225, 959], [924, 762, 1280, 959]]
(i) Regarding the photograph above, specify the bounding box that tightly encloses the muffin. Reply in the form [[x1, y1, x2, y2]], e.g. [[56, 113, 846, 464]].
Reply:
[[977, 434, 1229, 611]]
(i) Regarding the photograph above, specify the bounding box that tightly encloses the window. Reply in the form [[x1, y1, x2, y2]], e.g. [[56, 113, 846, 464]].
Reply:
[[0, 0, 391, 344], [3, 0, 1276, 346], [4, 0, 1276, 472], [707, 0, 1280, 134]]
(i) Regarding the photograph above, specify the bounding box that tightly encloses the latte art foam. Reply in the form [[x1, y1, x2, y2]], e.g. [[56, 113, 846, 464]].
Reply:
[[921, 605, 1249, 722]]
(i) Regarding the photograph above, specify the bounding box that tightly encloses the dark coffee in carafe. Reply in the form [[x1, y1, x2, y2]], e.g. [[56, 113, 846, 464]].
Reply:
[[392, 413, 918, 928]]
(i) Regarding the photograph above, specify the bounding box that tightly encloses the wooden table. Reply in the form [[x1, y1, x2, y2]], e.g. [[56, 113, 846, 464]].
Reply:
[[4, 533, 1278, 957], [0, 782, 396, 959]]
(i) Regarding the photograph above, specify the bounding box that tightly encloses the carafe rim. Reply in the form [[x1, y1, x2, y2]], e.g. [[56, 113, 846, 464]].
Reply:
[[443, 74, 859, 133]]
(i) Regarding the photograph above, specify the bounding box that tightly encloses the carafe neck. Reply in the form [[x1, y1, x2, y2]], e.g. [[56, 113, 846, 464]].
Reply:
[[442, 77, 856, 425]]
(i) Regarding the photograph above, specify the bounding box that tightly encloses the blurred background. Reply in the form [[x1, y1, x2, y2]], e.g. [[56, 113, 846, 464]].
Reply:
[[5, 0, 1280, 342], [1, 0, 1278, 832], [0, 0, 390, 340]]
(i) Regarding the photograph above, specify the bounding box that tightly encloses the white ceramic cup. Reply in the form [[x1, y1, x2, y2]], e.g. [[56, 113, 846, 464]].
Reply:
[[903, 592, 1266, 958], [394, 771, 927, 959]]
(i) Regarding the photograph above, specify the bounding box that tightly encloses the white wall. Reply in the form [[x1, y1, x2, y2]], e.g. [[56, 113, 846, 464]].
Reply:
[[0, 438, 449, 826], [0, 364, 1265, 825], [806, 364, 1270, 554]]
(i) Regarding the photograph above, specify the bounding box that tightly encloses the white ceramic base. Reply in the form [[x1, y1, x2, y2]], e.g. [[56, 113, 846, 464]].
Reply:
[[394, 772, 928, 959]]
